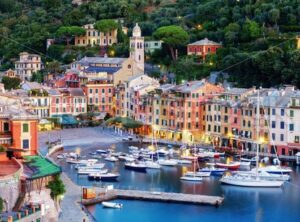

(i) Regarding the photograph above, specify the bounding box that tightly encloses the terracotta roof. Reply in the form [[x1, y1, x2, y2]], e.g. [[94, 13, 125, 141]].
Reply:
[[189, 38, 221, 46]]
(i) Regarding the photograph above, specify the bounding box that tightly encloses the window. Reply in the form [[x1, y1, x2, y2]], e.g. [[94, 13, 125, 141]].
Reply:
[[272, 108, 276, 115], [295, 136, 299, 143], [289, 124, 294, 131], [271, 121, 276, 128], [102, 89, 105, 93], [280, 134, 284, 142], [23, 123, 29, 133], [3, 122, 9, 131], [281, 109, 284, 116], [23, 139, 29, 149], [290, 110, 294, 117], [89, 89, 93, 94], [272, 133, 276, 141], [108, 88, 111, 93], [280, 121, 284, 129], [56, 98, 59, 104]]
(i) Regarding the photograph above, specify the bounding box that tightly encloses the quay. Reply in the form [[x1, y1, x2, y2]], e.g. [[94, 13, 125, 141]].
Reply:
[[82, 189, 224, 207]]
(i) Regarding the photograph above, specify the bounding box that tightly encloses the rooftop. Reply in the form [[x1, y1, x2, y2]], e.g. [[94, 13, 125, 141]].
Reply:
[[76, 57, 126, 66], [0, 160, 21, 177], [189, 38, 221, 46], [84, 66, 121, 74], [22, 155, 61, 180]]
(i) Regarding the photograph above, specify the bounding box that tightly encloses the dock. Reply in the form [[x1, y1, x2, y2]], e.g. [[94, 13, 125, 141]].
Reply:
[[82, 189, 224, 207]]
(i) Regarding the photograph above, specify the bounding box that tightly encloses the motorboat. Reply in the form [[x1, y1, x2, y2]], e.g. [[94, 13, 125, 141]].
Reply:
[[240, 161, 251, 167], [102, 201, 123, 209], [104, 156, 118, 162], [254, 165, 292, 174], [216, 162, 240, 170], [240, 156, 257, 165], [124, 162, 147, 172], [75, 163, 105, 169], [185, 171, 211, 177], [145, 161, 161, 169], [180, 174, 203, 182], [88, 173, 120, 181], [77, 168, 108, 175], [119, 155, 135, 162], [96, 149, 109, 154], [176, 159, 192, 165], [199, 166, 226, 176], [157, 149, 169, 156], [129, 146, 139, 151], [157, 159, 177, 166]]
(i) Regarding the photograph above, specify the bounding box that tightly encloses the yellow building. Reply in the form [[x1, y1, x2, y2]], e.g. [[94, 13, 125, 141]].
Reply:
[[297, 36, 300, 49], [75, 24, 127, 47], [38, 119, 53, 131]]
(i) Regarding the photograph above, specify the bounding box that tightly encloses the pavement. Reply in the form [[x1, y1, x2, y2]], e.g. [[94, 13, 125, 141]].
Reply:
[[58, 173, 91, 222]]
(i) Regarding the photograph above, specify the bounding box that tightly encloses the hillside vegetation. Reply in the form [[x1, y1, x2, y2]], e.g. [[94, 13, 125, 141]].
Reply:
[[0, 0, 299, 87]]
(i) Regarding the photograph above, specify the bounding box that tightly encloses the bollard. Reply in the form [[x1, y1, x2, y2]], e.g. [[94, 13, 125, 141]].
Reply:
[[17, 212, 22, 219], [7, 216, 13, 222], [25, 209, 29, 216]]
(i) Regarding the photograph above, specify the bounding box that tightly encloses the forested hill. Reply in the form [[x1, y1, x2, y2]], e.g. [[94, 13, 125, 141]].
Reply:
[[0, 0, 299, 87]]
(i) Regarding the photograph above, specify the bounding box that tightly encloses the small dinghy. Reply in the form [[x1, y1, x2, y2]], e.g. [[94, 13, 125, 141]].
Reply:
[[102, 201, 123, 209]]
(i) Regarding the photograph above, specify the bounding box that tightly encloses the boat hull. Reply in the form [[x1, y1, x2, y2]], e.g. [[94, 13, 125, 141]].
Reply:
[[220, 178, 283, 187], [125, 164, 147, 172]]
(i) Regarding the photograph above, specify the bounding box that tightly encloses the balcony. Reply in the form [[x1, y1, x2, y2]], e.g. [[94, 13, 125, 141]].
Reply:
[[0, 132, 12, 144]]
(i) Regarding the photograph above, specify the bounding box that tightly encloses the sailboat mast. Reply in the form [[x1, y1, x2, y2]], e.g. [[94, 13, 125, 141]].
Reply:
[[256, 89, 260, 177]]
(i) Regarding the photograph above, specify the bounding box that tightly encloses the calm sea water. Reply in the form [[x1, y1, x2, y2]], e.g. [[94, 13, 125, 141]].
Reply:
[[56, 142, 300, 222]]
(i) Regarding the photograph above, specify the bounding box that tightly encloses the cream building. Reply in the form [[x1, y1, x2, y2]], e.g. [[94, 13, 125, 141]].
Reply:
[[15, 52, 42, 81], [71, 23, 144, 86]]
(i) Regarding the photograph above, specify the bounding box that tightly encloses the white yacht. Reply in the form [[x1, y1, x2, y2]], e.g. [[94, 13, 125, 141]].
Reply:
[[157, 159, 178, 166]]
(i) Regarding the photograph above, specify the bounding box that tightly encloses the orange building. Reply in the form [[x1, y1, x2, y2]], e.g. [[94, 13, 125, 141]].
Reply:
[[187, 38, 222, 61], [83, 79, 115, 115], [0, 99, 39, 158]]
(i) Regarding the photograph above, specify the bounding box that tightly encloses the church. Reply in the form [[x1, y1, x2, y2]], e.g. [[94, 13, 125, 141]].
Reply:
[[71, 23, 145, 86]]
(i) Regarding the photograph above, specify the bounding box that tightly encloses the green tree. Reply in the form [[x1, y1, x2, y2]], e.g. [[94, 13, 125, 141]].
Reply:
[[268, 8, 280, 25], [153, 25, 189, 61], [1, 76, 21, 90], [224, 23, 240, 44], [241, 19, 261, 42], [0, 197, 3, 212], [46, 175, 66, 207], [31, 71, 44, 83], [56, 26, 86, 45], [94, 19, 118, 51], [46, 61, 61, 73]]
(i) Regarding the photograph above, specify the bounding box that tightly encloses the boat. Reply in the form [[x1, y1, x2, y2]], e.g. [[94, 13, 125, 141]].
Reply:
[[157, 149, 168, 156], [176, 159, 192, 165], [145, 160, 161, 169], [235, 170, 290, 181], [102, 202, 123, 209], [256, 165, 292, 174], [185, 171, 211, 177], [77, 168, 108, 175], [104, 156, 118, 162], [296, 152, 300, 165], [220, 89, 284, 188], [124, 162, 147, 172], [129, 146, 139, 151], [199, 167, 226, 176], [181, 160, 203, 181], [216, 162, 240, 170], [75, 163, 105, 170], [220, 174, 284, 187], [239, 161, 251, 167], [96, 149, 109, 154], [88, 173, 120, 181], [180, 174, 203, 181], [157, 159, 177, 166], [240, 156, 257, 165]]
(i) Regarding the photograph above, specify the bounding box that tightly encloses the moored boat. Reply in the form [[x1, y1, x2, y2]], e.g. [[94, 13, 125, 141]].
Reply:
[[124, 162, 147, 172], [157, 159, 178, 166], [88, 173, 120, 181], [216, 162, 240, 170], [102, 201, 122, 209]]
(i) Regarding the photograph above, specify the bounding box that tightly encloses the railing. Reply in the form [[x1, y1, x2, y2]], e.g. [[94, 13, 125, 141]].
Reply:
[[0, 132, 12, 138]]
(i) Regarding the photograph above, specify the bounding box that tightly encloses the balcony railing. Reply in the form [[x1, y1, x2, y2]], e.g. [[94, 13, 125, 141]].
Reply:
[[0, 131, 12, 139]]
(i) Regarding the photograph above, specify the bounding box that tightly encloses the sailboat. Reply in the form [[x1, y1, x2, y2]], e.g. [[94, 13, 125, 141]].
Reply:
[[220, 89, 284, 187], [145, 124, 161, 169], [180, 157, 203, 182]]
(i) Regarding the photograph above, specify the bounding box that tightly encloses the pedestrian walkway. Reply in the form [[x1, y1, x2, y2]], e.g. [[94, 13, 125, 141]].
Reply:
[[58, 173, 91, 222]]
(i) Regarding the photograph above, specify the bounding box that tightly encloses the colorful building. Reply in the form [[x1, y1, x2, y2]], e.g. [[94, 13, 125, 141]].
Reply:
[[15, 52, 43, 81], [83, 79, 115, 115], [187, 38, 222, 61]]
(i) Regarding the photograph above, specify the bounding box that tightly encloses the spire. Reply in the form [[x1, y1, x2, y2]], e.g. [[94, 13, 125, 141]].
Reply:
[[132, 23, 141, 37]]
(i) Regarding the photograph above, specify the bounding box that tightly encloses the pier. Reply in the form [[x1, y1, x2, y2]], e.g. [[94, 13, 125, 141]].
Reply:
[[82, 189, 224, 207]]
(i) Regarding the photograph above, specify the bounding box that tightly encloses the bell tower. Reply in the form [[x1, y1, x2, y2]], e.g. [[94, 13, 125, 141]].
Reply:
[[130, 23, 144, 73]]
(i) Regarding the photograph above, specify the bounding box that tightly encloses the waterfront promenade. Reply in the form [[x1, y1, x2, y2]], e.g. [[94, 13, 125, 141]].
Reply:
[[59, 173, 92, 222]]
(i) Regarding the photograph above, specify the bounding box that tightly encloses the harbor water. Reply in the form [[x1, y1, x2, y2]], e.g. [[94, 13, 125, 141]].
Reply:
[[54, 142, 300, 222]]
